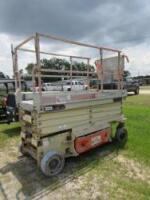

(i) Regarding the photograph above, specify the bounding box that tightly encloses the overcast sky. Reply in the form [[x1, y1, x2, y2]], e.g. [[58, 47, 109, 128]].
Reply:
[[0, 0, 150, 76]]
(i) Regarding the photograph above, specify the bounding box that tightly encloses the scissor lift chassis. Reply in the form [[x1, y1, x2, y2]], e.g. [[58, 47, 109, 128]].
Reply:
[[19, 90, 126, 176]]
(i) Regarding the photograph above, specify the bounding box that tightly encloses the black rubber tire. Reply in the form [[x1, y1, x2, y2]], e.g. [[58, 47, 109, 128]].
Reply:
[[40, 151, 65, 177], [134, 88, 139, 95], [115, 127, 128, 145]]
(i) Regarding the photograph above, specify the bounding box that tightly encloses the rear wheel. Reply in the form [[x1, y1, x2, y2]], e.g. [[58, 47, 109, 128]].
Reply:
[[115, 127, 128, 146], [41, 151, 65, 176]]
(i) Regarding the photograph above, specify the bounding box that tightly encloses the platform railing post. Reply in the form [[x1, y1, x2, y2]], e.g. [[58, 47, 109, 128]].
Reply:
[[87, 58, 90, 89], [32, 65, 37, 93], [14, 49, 21, 91], [117, 52, 121, 90], [70, 56, 73, 90], [100, 48, 103, 91], [34, 33, 42, 111], [11, 44, 17, 91]]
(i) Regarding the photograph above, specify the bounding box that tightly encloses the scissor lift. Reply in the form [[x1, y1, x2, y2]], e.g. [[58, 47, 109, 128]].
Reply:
[[12, 33, 128, 176]]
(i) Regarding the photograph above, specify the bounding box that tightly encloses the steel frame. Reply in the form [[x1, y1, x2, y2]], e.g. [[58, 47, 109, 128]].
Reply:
[[12, 32, 122, 95]]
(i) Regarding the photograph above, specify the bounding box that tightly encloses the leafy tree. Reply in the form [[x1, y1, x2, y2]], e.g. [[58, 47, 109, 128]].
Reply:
[[26, 58, 95, 73], [25, 58, 95, 82], [25, 63, 34, 74], [0, 72, 5, 79], [123, 70, 131, 78], [0, 72, 10, 79]]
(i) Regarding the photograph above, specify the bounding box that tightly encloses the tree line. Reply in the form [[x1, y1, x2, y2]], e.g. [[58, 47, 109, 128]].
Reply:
[[26, 58, 95, 74]]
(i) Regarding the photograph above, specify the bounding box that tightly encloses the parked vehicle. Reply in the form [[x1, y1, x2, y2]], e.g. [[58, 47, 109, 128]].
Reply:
[[90, 79, 118, 90], [124, 77, 139, 95], [42, 82, 62, 91], [43, 80, 88, 91], [0, 78, 26, 123], [62, 80, 87, 91], [90, 78, 140, 95], [0, 94, 18, 123]]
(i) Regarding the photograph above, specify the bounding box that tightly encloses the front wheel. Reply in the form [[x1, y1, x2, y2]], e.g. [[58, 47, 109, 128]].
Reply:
[[40, 151, 65, 177]]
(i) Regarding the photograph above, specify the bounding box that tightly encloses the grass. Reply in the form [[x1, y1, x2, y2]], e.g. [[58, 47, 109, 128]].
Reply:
[[123, 95, 150, 165], [113, 177, 150, 199], [0, 122, 20, 147]]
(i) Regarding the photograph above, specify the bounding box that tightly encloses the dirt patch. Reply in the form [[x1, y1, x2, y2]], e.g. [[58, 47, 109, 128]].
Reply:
[[140, 90, 150, 95], [115, 155, 150, 183], [0, 140, 150, 200], [139, 86, 150, 95]]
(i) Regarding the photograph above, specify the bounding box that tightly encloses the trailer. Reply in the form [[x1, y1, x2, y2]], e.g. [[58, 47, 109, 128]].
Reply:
[[12, 33, 128, 176]]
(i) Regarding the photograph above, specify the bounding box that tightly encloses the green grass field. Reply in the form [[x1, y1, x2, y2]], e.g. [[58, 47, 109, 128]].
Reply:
[[123, 95, 150, 165], [0, 122, 20, 147], [0, 94, 150, 199]]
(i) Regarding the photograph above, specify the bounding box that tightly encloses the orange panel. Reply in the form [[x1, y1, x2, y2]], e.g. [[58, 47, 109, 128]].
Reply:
[[74, 129, 110, 154]]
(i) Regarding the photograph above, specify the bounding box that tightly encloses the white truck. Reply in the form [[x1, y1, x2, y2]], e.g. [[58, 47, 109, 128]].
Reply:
[[43, 80, 88, 91], [62, 80, 87, 91], [42, 82, 62, 91]]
